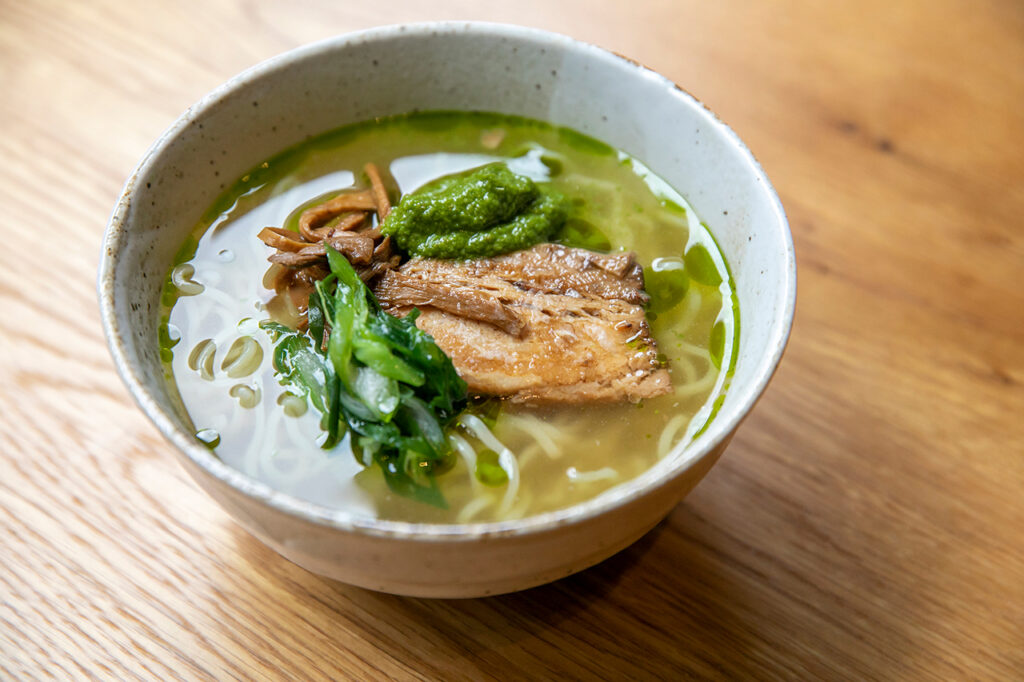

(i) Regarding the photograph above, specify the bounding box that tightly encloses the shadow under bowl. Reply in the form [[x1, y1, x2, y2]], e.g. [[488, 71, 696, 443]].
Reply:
[[98, 22, 795, 597]]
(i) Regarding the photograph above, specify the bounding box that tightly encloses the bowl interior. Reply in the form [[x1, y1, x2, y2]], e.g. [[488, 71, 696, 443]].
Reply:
[[100, 23, 793, 536]]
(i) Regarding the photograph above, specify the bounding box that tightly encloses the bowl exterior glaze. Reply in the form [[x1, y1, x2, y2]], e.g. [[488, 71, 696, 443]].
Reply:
[[99, 23, 794, 597], [183, 440, 728, 596]]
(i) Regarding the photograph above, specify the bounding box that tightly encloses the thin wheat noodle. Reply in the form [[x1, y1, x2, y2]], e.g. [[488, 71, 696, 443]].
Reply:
[[188, 282, 242, 314], [657, 413, 689, 457], [222, 336, 263, 378], [188, 339, 216, 381], [459, 414, 520, 515], [500, 413, 561, 459], [242, 399, 271, 478], [675, 354, 699, 384], [567, 466, 618, 483], [514, 442, 541, 471], [675, 288, 703, 334], [449, 433, 484, 494], [502, 489, 534, 520], [517, 411, 571, 443], [228, 383, 261, 409], [171, 263, 204, 296], [674, 364, 718, 399], [455, 495, 496, 523], [496, 448, 520, 516], [676, 339, 713, 360]]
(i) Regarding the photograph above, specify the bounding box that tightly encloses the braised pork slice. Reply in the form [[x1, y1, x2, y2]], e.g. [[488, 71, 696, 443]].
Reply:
[[373, 243, 671, 404]]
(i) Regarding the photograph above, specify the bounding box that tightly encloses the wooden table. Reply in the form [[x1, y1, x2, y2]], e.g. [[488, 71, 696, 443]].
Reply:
[[2, 1, 1021, 678]]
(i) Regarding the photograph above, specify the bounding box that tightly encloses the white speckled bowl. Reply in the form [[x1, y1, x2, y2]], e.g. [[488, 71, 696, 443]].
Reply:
[[98, 23, 794, 597]]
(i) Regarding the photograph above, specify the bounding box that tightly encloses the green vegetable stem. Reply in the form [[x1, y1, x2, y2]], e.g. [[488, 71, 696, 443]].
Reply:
[[261, 245, 468, 507]]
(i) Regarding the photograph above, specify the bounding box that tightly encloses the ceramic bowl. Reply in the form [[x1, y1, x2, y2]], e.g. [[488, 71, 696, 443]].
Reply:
[[98, 22, 795, 597]]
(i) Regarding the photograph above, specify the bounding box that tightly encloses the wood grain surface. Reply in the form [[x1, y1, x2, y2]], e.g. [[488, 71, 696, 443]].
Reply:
[[2, 0, 1022, 679]]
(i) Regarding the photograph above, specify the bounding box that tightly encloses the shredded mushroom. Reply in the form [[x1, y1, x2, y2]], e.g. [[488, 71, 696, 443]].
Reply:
[[259, 164, 401, 322]]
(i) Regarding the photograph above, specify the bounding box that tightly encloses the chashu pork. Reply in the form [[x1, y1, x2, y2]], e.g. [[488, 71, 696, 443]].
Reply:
[[373, 243, 671, 404]]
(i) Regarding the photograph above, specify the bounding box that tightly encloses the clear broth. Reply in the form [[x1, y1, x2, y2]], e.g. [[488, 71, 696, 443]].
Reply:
[[162, 112, 738, 523]]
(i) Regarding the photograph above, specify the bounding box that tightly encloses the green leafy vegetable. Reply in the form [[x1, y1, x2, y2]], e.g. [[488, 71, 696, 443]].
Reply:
[[260, 246, 468, 507]]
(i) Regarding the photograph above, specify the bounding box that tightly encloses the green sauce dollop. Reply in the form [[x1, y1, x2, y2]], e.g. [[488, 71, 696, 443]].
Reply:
[[382, 163, 569, 259]]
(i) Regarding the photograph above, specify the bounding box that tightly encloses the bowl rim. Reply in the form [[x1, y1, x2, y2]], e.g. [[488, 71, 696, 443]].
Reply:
[[98, 21, 795, 542]]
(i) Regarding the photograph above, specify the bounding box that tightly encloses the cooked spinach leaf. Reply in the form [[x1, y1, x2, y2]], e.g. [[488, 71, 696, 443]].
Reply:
[[260, 245, 468, 507]]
